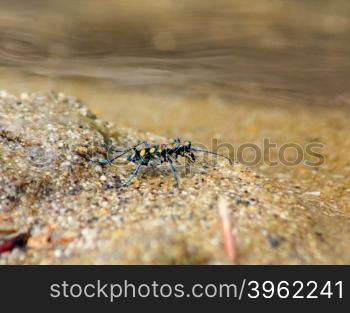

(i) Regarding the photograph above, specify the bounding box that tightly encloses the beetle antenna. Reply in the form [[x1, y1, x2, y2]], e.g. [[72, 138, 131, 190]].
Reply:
[[191, 148, 232, 164]]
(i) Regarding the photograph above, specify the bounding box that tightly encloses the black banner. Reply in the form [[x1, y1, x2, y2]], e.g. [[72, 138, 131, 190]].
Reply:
[[0, 266, 348, 309]]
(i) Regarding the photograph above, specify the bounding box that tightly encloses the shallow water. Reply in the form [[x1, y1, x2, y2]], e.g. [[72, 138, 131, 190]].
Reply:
[[1, 0, 350, 104]]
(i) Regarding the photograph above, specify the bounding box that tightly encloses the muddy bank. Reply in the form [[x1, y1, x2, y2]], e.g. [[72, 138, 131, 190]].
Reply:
[[0, 91, 350, 264]]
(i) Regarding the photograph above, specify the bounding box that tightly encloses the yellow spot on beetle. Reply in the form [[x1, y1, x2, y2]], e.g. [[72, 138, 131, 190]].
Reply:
[[150, 147, 156, 154], [140, 149, 146, 157]]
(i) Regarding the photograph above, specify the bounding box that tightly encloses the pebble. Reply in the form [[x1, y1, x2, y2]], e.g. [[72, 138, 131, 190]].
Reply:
[[0, 90, 8, 98], [54, 249, 62, 258], [20, 92, 29, 101], [304, 191, 321, 196]]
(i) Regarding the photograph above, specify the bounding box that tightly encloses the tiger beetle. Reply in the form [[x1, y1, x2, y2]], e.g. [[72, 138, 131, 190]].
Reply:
[[91, 138, 232, 187]]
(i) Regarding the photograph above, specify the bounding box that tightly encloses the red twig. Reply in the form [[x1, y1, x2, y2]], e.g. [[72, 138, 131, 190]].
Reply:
[[218, 197, 236, 262]]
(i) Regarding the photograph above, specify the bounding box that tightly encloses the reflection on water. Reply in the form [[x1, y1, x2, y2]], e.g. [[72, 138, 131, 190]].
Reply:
[[1, 0, 350, 105]]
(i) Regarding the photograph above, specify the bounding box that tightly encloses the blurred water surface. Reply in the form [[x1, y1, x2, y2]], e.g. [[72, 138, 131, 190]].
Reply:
[[1, 0, 350, 106]]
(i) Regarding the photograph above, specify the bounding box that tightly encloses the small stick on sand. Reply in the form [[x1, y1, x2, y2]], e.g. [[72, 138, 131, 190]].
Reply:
[[218, 196, 236, 262]]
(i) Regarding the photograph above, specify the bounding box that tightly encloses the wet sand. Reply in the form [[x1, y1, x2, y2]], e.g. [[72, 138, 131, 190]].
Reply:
[[1, 91, 349, 264]]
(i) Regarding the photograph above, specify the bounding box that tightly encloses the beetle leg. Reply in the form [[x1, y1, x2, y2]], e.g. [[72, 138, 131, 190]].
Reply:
[[121, 161, 143, 187], [168, 158, 179, 187]]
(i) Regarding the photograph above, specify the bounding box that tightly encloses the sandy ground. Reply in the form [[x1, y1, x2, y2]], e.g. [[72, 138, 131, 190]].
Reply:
[[1, 91, 350, 264]]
